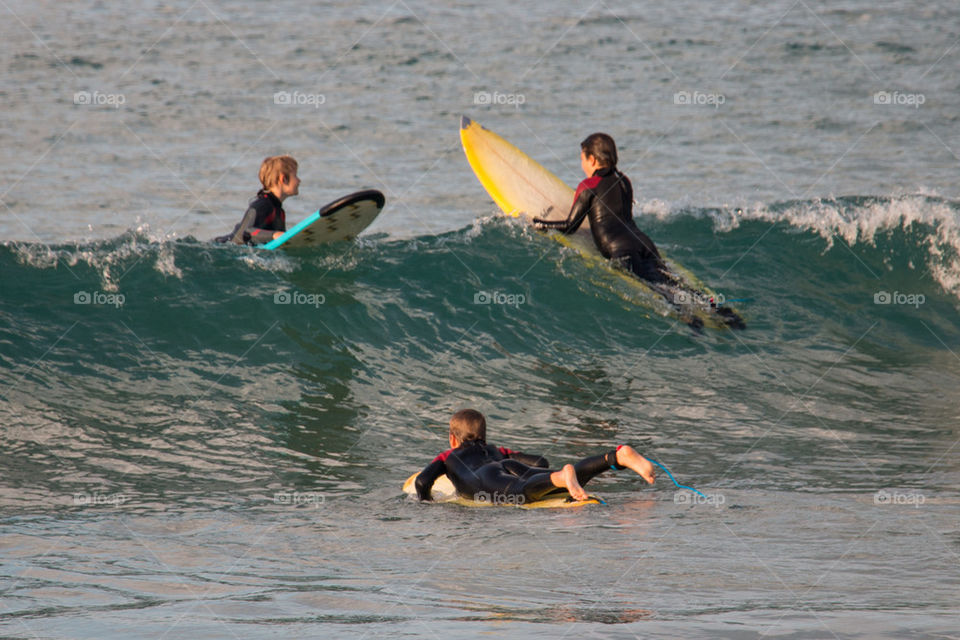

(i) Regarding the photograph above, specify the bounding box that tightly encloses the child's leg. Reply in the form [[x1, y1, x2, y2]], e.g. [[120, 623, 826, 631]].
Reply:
[[549, 464, 588, 501], [615, 445, 656, 484], [516, 446, 657, 503], [520, 453, 615, 502], [561, 446, 655, 497]]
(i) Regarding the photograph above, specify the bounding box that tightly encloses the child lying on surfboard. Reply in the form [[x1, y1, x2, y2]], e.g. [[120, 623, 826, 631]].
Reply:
[[215, 155, 300, 245], [415, 409, 656, 503]]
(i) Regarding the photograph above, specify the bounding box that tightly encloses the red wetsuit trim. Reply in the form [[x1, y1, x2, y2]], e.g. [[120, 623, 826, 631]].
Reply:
[[431, 448, 454, 464], [572, 175, 602, 206]]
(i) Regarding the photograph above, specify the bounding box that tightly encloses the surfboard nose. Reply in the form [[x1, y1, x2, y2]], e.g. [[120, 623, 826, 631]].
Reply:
[[460, 115, 472, 129]]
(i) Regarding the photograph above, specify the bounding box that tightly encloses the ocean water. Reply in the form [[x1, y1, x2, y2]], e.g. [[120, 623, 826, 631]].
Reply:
[[2, 1, 959, 638]]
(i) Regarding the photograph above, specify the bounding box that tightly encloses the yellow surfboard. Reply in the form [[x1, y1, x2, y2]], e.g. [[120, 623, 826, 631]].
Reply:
[[402, 472, 603, 509], [459, 116, 744, 330]]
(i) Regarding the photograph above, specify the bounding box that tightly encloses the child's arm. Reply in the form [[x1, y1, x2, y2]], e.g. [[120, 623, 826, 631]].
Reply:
[[226, 207, 258, 244], [229, 202, 283, 245], [247, 228, 283, 244], [245, 200, 283, 243], [499, 447, 549, 468], [532, 183, 591, 234], [414, 457, 446, 501]]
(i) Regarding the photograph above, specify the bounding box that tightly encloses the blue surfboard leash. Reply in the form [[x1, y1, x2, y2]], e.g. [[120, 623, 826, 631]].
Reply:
[[650, 459, 706, 498]]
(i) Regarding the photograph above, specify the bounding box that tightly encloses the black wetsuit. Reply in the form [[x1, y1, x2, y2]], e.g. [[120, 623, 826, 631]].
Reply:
[[214, 190, 286, 245], [415, 440, 624, 503], [533, 167, 670, 283]]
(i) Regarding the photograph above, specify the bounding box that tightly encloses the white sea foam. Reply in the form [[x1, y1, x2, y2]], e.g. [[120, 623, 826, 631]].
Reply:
[[12, 230, 188, 290], [645, 195, 960, 299], [747, 196, 960, 297]]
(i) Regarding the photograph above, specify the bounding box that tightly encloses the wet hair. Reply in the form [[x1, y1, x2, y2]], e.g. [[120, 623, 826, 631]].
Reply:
[[259, 155, 298, 190], [580, 133, 618, 168], [449, 409, 486, 444]]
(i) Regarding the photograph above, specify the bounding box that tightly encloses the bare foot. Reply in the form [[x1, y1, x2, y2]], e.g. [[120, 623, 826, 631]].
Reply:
[[616, 446, 656, 484], [559, 463, 589, 501]]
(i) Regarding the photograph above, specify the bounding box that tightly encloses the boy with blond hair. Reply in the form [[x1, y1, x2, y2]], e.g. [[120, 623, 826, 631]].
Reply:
[[217, 155, 301, 245], [415, 409, 656, 503]]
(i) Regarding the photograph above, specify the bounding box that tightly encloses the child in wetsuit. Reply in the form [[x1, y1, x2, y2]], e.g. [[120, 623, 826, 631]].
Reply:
[[532, 133, 671, 283], [415, 409, 656, 503], [216, 155, 301, 245]]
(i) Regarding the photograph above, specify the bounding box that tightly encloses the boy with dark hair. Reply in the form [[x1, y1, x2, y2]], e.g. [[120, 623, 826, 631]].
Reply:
[[216, 155, 300, 245], [533, 133, 670, 283], [415, 409, 656, 503]]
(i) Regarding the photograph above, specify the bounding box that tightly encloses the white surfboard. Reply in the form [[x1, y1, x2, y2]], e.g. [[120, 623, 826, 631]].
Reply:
[[402, 471, 603, 509], [264, 189, 385, 250]]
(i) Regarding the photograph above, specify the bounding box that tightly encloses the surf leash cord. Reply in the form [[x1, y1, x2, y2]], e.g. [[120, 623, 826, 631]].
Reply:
[[650, 459, 706, 498]]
